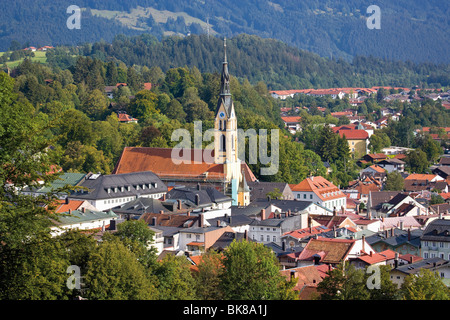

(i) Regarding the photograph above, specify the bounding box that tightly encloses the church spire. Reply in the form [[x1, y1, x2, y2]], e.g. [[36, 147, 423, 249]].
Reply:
[[220, 37, 231, 96]]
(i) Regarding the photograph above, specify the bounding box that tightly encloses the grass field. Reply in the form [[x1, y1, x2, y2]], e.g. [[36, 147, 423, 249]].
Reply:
[[89, 6, 216, 34], [1, 50, 47, 68]]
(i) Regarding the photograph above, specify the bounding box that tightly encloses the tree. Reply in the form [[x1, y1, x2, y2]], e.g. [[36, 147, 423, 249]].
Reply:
[[400, 268, 450, 300], [266, 188, 283, 200], [384, 171, 405, 191], [105, 61, 118, 86], [317, 125, 338, 163], [129, 90, 159, 122], [0, 72, 68, 299], [80, 89, 108, 119], [153, 254, 196, 300], [317, 262, 370, 300], [405, 149, 429, 173], [193, 250, 225, 300], [369, 131, 391, 153], [220, 240, 297, 300], [165, 99, 187, 122], [83, 235, 158, 300]]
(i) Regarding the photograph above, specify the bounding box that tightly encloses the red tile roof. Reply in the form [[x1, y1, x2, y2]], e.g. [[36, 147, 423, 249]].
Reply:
[[112, 147, 257, 183], [291, 176, 344, 201], [281, 116, 302, 123], [336, 129, 369, 140], [117, 113, 138, 122]]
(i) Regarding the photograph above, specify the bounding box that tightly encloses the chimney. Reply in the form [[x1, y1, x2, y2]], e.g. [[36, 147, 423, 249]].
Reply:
[[102, 221, 105, 232], [65, 197, 69, 205], [290, 270, 296, 282], [409, 256, 413, 264], [162, 193, 166, 201], [152, 217, 157, 226], [399, 221, 404, 230], [287, 209, 291, 217], [159, 210, 164, 214], [177, 199, 182, 210], [260, 209, 266, 221], [341, 206, 345, 215], [81, 207, 86, 213], [197, 183, 201, 190], [391, 228, 395, 237], [333, 207, 337, 216], [282, 241, 286, 251], [362, 235, 366, 253], [217, 220, 221, 227], [195, 194, 200, 206], [244, 230, 248, 241], [69, 209, 72, 215], [369, 251, 373, 257], [187, 211, 190, 217], [408, 228, 411, 241], [199, 213, 204, 227], [394, 252, 399, 269], [333, 226, 337, 238]]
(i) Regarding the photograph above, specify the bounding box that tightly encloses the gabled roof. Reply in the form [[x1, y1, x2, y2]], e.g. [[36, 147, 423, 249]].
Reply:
[[299, 238, 356, 264], [166, 185, 231, 207], [112, 147, 257, 183], [421, 219, 450, 242], [336, 129, 369, 140], [310, 214, 355, 229], [52, 209, 117, 226], [291, 176, 345, 202], [356, 249, 397, 265], [70, 171, 167, 200], [139, 212, 199, 228], [394, 257, 450, 275], [53, 199, 85, 213], [283, 225, 331, 240]]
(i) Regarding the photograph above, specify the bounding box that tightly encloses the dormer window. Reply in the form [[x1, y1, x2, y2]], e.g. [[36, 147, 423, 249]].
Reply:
[[107, 188, 111, 194], [121, 186, 124, 192], [142, 184, 146, 189], [127, 186, 131, 191], [136, 185, 140, 190]]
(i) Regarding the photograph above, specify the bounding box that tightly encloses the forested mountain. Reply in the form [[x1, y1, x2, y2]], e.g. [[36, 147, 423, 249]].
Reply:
[[45, 34, 450, 90], [0, 0, 448, 64]]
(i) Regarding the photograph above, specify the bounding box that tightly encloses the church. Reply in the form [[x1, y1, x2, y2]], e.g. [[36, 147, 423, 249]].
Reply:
[[112, 39, 253, 206]]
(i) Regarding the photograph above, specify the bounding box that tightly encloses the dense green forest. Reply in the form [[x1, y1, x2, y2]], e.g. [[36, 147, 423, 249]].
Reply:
[[0, 0, 448, 64], [15, 34, 450, 91]]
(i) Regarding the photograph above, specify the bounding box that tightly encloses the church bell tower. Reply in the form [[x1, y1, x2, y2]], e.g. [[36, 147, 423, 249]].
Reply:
[[214, 38, 249, 206]]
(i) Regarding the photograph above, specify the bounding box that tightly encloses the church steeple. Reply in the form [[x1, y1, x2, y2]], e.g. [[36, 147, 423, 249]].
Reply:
[[220, 37, 231, 96], [213, 38, 250, 207]]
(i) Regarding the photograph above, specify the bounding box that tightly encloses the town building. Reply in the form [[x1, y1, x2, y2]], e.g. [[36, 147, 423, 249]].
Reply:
[[68, 171, 167, 211], [421, 218, 450, 260], [291, 176, 347, 211]]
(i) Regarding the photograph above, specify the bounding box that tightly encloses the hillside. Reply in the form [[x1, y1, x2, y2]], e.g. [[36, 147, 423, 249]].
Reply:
[[0, 0, 448, 64], [46, 34, 450, 90]]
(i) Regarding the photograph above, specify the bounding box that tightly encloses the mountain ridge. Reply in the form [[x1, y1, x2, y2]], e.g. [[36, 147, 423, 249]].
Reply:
[[0, 0, 448, 64]]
